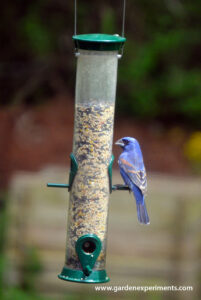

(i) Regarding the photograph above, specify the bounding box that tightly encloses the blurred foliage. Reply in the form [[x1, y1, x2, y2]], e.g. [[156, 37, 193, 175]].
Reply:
[[1, 288, 49, 300], [0, 0, 201, 127], [184, 131, 201, 172], [0, 287, 165, 300], [118, 0, 201, 126], [0, 191, 43, 297], [19, 247, 43, 291]]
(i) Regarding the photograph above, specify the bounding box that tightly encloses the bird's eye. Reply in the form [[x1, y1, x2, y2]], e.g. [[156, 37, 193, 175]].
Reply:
[[123, 140, 129, 145]]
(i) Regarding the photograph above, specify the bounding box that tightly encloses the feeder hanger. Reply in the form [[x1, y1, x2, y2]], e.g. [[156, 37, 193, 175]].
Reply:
[[74, 0, 126, 58], [47, 0, 128, 284]]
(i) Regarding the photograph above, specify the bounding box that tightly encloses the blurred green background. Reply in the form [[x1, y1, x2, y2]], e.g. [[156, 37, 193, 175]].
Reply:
[[1, 0, 201, 126], [0, 0, 201, 300]]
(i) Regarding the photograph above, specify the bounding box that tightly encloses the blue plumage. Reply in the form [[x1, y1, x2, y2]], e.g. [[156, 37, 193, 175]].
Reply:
[[115, 137, 150, 225]]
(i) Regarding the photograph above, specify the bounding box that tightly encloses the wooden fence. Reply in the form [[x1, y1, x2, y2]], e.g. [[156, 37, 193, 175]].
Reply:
[[5, 168, 201, 299]]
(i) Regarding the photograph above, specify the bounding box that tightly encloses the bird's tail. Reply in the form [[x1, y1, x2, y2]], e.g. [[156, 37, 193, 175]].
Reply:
[[136, 201, 150, 225]]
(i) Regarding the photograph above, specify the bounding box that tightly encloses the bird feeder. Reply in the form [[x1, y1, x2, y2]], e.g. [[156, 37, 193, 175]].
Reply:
[[47, 0, 127, 283]]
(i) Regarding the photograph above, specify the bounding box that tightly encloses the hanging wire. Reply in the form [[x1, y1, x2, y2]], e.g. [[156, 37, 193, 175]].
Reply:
[[122, 0, 126, 37], [74, 0, 126, 37], [74, 0, 77, 36]]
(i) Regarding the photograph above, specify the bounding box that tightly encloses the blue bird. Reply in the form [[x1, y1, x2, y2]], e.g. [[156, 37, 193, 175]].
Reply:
[[115, 137, 150, 225]]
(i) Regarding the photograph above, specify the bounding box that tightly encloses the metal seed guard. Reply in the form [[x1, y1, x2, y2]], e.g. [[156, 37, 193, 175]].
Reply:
[[47, 1, 128, 284]]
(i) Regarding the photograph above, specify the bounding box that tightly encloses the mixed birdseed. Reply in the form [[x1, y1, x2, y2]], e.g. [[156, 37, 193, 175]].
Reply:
[[65, 102, 115, 270]]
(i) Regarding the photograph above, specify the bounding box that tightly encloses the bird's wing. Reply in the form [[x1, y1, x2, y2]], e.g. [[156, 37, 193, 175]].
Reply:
[[118, 157, 147, 195]]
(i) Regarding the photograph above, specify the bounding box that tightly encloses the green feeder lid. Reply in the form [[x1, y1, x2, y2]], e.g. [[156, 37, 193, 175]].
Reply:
[[73, 33, 126, 51]]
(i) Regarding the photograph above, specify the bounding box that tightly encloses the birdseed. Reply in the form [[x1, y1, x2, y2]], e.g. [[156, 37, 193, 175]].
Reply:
[[65, 102, 115, 270]]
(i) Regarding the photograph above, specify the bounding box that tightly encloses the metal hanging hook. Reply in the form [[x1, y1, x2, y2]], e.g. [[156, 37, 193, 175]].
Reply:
[[74, 0, 126, 58], [74, 0, 77, 36], [74, 0, 126, 38], [122, 0, 126, 38], [118, 0, 126, 59]]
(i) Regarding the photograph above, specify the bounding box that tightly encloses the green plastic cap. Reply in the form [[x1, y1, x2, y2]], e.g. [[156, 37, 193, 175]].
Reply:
[[73, 33, 126, 51]]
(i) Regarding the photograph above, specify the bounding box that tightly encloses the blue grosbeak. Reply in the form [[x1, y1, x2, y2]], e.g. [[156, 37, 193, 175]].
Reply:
[[115, 137, 150, 225]]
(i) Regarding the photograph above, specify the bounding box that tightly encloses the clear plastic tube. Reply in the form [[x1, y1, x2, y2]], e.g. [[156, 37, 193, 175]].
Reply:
[[65, 50, 118, 270]]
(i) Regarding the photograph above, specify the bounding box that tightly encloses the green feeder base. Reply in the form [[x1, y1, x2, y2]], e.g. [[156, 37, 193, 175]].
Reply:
[[58, 266, 110, 284]]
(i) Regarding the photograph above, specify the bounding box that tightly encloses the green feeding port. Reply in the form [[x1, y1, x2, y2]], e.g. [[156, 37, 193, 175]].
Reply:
[[58, 234, 109, 283], [73, 33, 126, 51], [76, 234, 102, 276]]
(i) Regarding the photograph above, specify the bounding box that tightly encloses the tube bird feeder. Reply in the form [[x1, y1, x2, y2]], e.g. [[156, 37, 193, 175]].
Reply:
[[47, 1, 127, 284]]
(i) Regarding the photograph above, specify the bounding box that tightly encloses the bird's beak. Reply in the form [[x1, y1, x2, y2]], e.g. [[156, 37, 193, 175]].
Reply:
[[115, 138, 124, 147]]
